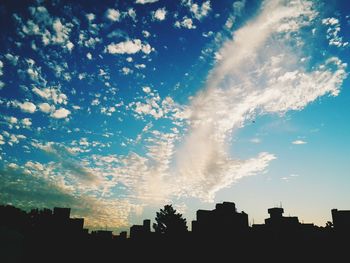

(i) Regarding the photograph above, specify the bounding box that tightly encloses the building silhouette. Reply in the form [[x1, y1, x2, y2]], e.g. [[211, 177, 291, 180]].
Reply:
[[1, 202, 350, 262], [130, 219, 151, 239], [192, 202, 248, 237], [332, 209, 350, 233]]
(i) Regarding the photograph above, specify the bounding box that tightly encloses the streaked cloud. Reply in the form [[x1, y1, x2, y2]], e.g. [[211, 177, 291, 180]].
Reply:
[[292, 140, 307, 145]]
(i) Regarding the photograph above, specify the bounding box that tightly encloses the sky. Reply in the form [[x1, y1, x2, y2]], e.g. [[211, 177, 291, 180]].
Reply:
[[0, 0, 350, 232]]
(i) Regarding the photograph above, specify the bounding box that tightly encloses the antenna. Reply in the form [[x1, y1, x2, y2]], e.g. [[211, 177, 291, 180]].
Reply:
[[280, 201, 282, 208]]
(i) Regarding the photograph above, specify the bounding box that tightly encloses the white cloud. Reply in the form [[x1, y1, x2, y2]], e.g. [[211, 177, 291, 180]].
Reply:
[[86, 13, 95, 21], [14, 101, 37, 113], [322, 17, 349, 48], [186, 0, 211, 20], [135, 0, 159, 4], [163, 0, 346, 201], [142, 30, 151, 38], [8, 163, 19, 169], [175, 17, 196, 29], [250, 138, 261, 144], [121, 67, 132, 75], [106, 8, 121, 22], [292, 140, 307, 145], [153, 8, 167, 21], [21, 118, 32, 127], [5, 53, 19, 66], [6, 116, 18, 124], [142, 86, 151, 93], [32, 87, 68, 104], [66, 41, 74, 51], [128, 8, 137, 21], [25, 161, 44, 171], [51, 108, 71, 119], [50, 18, 73, 46], [86, 52, 92, 60], [135, 64, 146, 69], [106, 39, 153, 55], [38, 102, 53, 113]]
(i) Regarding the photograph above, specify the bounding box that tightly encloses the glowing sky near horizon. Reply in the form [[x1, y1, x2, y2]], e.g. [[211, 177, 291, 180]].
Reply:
[[1, 0, 350, 232]]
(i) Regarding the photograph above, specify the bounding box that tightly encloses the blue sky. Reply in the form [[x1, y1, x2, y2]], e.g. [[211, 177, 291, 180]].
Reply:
[[0, 0, 349, 232]]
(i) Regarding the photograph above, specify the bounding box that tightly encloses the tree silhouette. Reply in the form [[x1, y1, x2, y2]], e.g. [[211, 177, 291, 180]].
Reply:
[[153, 205, 188, 235]]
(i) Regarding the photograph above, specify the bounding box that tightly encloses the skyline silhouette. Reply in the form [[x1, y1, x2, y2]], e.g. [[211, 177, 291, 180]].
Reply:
[[1, 0, 350, 231], [1, 201, 350, 262]]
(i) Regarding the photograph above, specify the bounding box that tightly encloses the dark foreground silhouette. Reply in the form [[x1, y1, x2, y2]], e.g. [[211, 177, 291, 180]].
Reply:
[[1, 202, 350, 262]]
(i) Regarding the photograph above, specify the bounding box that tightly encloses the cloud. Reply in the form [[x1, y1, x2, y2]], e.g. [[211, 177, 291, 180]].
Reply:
[[32, 87, 68, 104], [185, 0, 212, 20], [106, 39, 153, 55], [51, 108, 71, 119], [21, 6, 74, 50], [106, 8, 121, 22], [292, 140, 307, 145], [153, 8, 167, 21], [38, 102, 53, 113], [322, 17, 349, 48], [13, 101, 37, 113], [21, 118, 32, 127], [135, 0, 159, 4], [175, 17, 196, 29], [164, 0, 345, 201], [32, 142, 96, 183], [86, 13, 95, 21], [5, 53, 19, 66], [250, 138, 261, 144], [0, 164, 137, 229]]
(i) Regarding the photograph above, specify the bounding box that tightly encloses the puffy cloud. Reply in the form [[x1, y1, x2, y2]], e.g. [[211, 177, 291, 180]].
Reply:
[[6, 116, 18, 124], [51, 18, 73, 45], [13, 101, 37, 113], [175, 17, 196, 29], [186, 0, 211, 20], [292, 140, 307, 145], [51, 108, 71, 119], [32, 87, 68, 104], [106, 39, 153, 55], [106, 8, 121, 22], [153, 8, 167, 21], [38, 102, 53, 113], [121, 67, 132, 75], [86, 52, 92, 60], [142, 86, 151, 93], [21, 118, 32, 127], [86, 13, 95, 21], [322, 17, 349, 48], [5, 53, 19, 66], [127, 8, 137, 21], [21, 7, 73, 50], [142, 30, 151, 38], [135, 0, 159, 4]]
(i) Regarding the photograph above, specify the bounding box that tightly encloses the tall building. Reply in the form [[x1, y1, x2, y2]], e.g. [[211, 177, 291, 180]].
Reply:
[[192, 202, 248, 236], [331, 209, 350, 232], [130, 219, 151, 239]]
